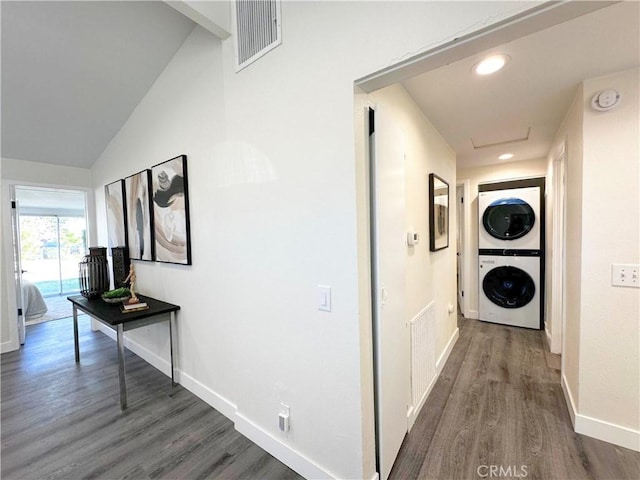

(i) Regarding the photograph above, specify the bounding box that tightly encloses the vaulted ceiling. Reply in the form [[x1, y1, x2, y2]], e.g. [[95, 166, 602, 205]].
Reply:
[[3, 2, 639, 172], [1, 1, 195, 168]]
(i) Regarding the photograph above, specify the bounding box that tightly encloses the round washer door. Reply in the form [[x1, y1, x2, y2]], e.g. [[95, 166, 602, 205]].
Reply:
[[482, 265, 535, 308], [482, 197, 535, 240]]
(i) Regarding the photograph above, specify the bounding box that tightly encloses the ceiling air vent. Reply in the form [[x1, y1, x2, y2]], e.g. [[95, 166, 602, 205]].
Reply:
[[234, 0, 282, 71]]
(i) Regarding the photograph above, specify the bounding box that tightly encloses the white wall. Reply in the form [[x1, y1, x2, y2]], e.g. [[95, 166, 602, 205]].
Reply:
[[579, 69, 639, 444], [550, 68, 639, 451], [456, 158, 548, 319], [89, 2, 541, 478], [0, 157, 94, 352]]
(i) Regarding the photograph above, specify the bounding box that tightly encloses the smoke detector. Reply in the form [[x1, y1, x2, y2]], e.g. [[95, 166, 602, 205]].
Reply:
[[591, 89, 621, 112]]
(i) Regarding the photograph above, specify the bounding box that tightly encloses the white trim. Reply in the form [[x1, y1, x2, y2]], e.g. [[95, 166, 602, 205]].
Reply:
[[437, 327, 459, 373], [560, 373, 638, 452], [544, 327, 552, 351], [466, 309, 479, 320], [234, 411, 337, 480], [548, 141, 566, 354], [0, 340, 18, 354], [95, 324, 356, 474], [561, 373, 577, 426], [456, 180, 472, 318], [575, 414, 640, 452], [94, 323, 238, 419]]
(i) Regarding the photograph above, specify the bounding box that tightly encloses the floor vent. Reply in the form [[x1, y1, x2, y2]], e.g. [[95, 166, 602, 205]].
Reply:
[[410, 301, 436, 409], [234, 0, 282, 71]]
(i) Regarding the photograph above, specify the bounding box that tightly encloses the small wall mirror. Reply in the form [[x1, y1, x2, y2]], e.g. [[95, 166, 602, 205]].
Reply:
[[429, 173, 449, 251]]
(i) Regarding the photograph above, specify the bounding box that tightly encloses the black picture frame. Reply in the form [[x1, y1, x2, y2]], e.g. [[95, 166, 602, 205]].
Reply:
[[150, 155, 192, 265], [124, 170, 154, 261], [105, 179, 128, 249], [429, 173, 449, 251]]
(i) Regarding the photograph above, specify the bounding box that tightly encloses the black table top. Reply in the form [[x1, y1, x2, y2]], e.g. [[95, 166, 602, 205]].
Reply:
[[67, 294, 180, 326]]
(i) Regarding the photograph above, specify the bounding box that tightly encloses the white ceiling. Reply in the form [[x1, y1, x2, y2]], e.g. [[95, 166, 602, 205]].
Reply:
[[1, 1, 195, 168], [402, 1, 640, 169]]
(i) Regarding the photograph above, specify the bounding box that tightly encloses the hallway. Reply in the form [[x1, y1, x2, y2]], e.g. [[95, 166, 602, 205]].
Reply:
[[390, 316, 640, 480]]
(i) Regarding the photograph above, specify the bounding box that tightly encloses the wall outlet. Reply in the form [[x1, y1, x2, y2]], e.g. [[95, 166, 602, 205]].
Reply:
[[279, 403, 290, 432], [611, 264, 639, 288]]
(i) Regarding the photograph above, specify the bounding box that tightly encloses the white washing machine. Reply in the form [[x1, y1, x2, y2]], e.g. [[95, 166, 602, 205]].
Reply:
[[479, 255, 541, 329], [478, 185, 542, 251]]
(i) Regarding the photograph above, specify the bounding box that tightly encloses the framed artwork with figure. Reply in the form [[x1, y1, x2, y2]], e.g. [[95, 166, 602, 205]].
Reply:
[[150, 155, 192, 265], [105, 179, 128, 249], [124, 170, 154, 261]]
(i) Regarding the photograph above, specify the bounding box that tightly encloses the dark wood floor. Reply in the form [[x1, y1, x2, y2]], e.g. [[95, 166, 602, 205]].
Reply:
[[3, 315, 639, 480], [1, 316, 302, 480], [390, 315, 640, 480]]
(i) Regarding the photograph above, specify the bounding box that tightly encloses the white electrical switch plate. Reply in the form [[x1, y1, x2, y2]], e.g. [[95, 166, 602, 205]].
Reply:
[[611, 264, 639, 287], [318, 285, 331, 311]]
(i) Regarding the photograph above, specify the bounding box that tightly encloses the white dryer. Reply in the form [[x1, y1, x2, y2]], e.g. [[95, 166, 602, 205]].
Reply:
[[479, 254, 541, 329], [478, 182, 543, 251]]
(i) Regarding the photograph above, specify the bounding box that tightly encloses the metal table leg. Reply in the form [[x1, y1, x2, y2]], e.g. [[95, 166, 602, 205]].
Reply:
[[117, 324, 127, 410], [73, 305, 80, 363], [169, 312, 176, 388]]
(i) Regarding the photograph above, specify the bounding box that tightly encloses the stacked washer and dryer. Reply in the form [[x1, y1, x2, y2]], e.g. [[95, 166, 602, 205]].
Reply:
[[478, 178, 545, 330]]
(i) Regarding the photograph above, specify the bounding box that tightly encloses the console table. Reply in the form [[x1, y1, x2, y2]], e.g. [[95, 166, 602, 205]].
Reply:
[[67, 294, 180, 410]]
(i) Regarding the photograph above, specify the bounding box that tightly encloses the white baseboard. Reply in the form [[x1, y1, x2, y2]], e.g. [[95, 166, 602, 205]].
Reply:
[[467, 309, 479, 320], [0, 339, 18, 354], [561, 374, 639, 452], [437, 327, 459, 373], [93, 324, 237, 419], [234, 411, 337, 480], [95, 325, 342, 475], [95, 324, 170, 376], [545, 327, 552, 351], [561, 373, 577, 426], [180, 370, 237, 420], [575, 413, 640, 452]]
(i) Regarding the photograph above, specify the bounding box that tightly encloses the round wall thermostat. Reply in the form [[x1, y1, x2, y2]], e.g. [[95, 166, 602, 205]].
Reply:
[[591, 89, 621, 111]]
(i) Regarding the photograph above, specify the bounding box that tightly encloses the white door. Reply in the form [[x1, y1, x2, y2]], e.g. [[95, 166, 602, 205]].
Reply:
[[456, 185, 464, 312], [10, 187, 25, 345], [370, 106, 410, 480]]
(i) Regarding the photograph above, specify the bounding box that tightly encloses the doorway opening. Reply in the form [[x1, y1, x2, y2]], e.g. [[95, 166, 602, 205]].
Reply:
[[14, 186, 88, 327]]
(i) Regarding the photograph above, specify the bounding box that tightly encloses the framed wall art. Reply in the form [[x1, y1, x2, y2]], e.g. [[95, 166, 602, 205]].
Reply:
[[124, 170, 154, 261], [105, 179, 127, 249], [151, 155, 192, 265], [429, 173, 449, 251]]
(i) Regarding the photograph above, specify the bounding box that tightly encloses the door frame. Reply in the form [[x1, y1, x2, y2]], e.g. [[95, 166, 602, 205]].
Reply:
[[549, 140, 567, 354], [456, 180, 471, 318], [367, 103, 411, 480], [355, 3, 607, 477], [1, 179, 95, 353]]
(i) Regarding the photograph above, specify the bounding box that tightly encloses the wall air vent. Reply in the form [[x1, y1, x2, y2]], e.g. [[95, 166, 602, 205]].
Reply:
[[234, 0, 282, 71]]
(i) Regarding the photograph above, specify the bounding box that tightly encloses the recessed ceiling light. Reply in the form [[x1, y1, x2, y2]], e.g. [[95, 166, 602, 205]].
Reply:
[[498, 153, 514, 160], [473, 54, 510, 75]]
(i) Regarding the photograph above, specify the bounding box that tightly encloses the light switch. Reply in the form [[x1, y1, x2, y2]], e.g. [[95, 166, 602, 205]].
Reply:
[[318, 285, 331, 312], [612, 264, 639, 288]]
